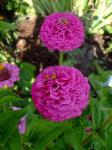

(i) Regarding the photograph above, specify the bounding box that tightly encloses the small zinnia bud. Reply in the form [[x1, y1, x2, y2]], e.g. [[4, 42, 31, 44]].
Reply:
[[40, 12, 85, 52], [12, 107, 26, 134], [0, 63, 20, 88], [31, 66, 90, 122]]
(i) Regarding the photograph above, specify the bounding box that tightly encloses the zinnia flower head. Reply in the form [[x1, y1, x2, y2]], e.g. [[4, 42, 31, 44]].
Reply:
[[40, 12, 85, 52], [31, 66, 90, 122], [0, 63, 20, 88]]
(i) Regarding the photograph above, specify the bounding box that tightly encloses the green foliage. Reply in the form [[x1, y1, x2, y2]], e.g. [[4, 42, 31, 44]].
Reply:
[[64, 125, 84, 150], [0, 109, 27, 145], [105, 127, 112, 150], [19, 63, 36, 93], [88, 0, 112, 34], [0, 21, 16, 32], [73, 0, 112, 35], [90, 97, 104, 130], [32, 0, 73, 16], [6, 0, 29, 15], [105, 25, 112, 34], [0, 64, 112, 149], [26, 116, 69, 150], [72, 0, 89, 16], [104, 41, 112, 54], [4, 128, 21, 150]]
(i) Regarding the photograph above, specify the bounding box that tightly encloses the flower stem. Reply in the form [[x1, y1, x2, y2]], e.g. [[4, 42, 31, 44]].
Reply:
[[59, 52, 64, 65], [100, 114, 112, 130]]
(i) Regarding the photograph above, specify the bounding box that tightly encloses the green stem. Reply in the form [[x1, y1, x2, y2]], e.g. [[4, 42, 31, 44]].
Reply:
[[59, 52, 64, 65], [100, 114, 112, 130], [83, 133, 93, 145]]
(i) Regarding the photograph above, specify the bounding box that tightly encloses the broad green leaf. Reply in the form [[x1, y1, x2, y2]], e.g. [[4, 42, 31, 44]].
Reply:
[[105, 128, 112, 150], [20, 63, 36, 81], [27, 118, 69, 150], [90, 98, 104, 130], [82, 0, 89, 11], [5, 128, 21, 150], [64, 124, 84, 150], [91, 133, 104, 150], [89, 73, 102, 90], [0, 89, 17, 98], [36, 122, 68, 150], [27, 118, 56, 142], [0, 107, 28, 145], [89, 71, 112, 90], [98, 87, 112, 111], [19, 62, 35, 91], [0, 21, 16, 32], [0, 96, 22, 105], [50, 137, 67, 150]]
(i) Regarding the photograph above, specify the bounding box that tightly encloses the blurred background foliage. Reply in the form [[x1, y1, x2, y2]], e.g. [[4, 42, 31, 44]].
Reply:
[[0, 0, 112, 150]]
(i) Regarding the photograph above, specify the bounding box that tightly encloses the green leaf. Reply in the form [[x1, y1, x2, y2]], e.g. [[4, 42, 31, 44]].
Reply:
[[50, 137, 67, 150], [105, 128, 112, 150], [36, 123, 68, 150], [0, 21, 16, 32], [0, 96, 22, 105], [89, 73, 102, 90], [105, 25, 112, 34], [27, 118, 69, 150], [89, 71, 112, 90], [90, 98, 104, 130], [51, 0, 60, 12], [82, 0, 89, 11], [64, 124, 84, 150], [5, 128, 21, 150], [98, 87, 112, 111], [20, 63, 36, 81], [19, 63, 36, 91], [0, 107, 28, 145], [0, 89, 17, 98], [32, 0, 72, 16]]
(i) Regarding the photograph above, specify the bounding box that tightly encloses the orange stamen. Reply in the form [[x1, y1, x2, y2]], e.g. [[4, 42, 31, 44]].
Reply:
[[59, 18, 69, 25], [44, 74, 49, 79], [51, 73, 56, 80], [0, 64, 5, 71]]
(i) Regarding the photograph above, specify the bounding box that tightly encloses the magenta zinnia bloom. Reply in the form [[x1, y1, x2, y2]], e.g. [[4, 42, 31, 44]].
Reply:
[[40, 12, 85, 52], [31, 66, 90, 122], [0, 63, 20, 88]]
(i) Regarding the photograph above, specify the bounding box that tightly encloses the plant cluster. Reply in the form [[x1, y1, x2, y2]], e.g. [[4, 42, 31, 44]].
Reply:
[[0, 0, 112, 150]]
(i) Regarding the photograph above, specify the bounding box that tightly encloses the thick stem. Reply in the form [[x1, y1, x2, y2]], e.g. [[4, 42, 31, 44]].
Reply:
[[59, 52, 64, 65]]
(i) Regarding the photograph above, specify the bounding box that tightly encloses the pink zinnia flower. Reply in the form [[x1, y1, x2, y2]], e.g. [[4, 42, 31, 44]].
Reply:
[[40, 12, 85, 52], [0, 63, 20, 88], [31, 66, 90, 122]]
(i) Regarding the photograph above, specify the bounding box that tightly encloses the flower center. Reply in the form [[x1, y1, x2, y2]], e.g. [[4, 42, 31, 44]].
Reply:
[[59, 18, 69, 25], [44, 73, 56, 80], [52, 83, 58, 88], [0, 64, 11, 82]]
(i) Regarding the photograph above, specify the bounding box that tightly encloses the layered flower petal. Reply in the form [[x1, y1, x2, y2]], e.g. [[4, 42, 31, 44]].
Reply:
[[31, 66, 90, 122], [0, 63, 20, 88], [40, 12, 85, 52]]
